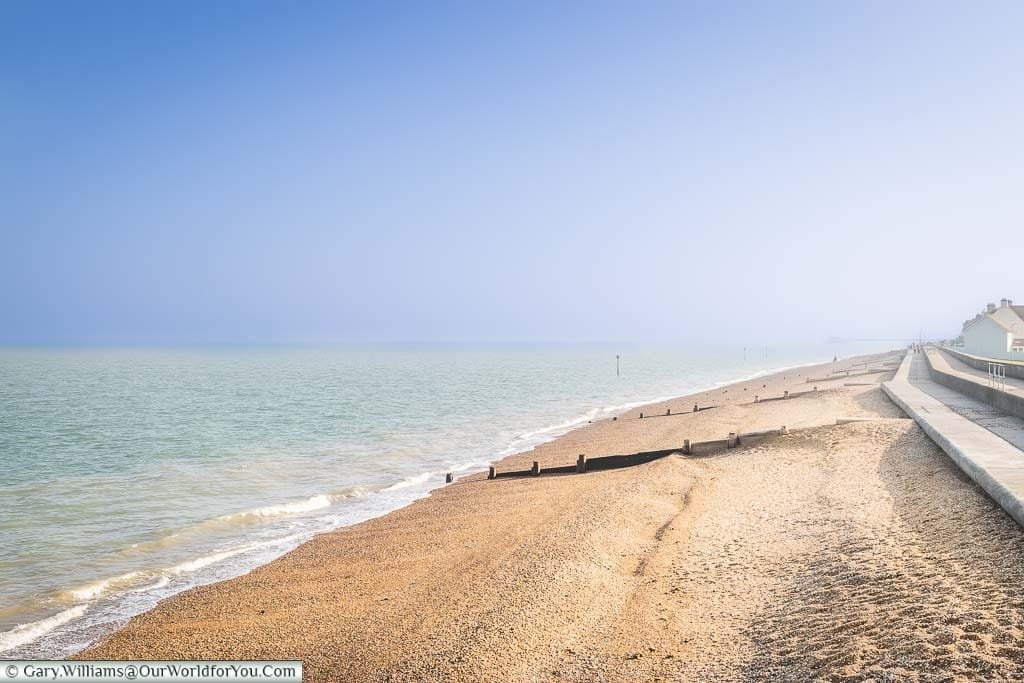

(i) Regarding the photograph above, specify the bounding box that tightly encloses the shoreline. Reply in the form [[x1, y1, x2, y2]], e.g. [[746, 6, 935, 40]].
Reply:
[[45, 348, 1024, 678], [483, 353, 874, 472], [69, 350, 920, 669], [2, 349, 886, 659], [76, 338, 1024, 678]]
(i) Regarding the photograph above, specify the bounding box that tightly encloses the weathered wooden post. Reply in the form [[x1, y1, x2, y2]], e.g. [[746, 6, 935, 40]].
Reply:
[[783, 390, 789, 399], [576, 454, 587, 473], [754, 395, 759, 403], [728, 432, 737, 448], [488, 466, 496, 480], [683, 439, 691, 455], [612, 416, 617, 421], [639, 412, 644, 419], [666, 408, 671, 416], [780, 425, 788, 435], [531, 461, 540, 476], [693, 403, 698, 413], [446, 472, 453, 483]]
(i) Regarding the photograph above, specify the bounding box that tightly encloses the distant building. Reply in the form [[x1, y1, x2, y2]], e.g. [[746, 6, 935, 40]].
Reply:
[[960, 298, 1024, 361]]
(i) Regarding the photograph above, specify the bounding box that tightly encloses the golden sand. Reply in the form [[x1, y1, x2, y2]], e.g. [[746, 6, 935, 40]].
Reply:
[[80, 352, 1024, 680]]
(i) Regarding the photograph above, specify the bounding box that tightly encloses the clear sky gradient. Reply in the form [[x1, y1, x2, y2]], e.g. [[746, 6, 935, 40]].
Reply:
[[3, 2, 1023, 345]]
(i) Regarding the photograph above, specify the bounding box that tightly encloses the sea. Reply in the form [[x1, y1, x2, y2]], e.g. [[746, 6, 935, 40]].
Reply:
[[0, 342, 895, 657]]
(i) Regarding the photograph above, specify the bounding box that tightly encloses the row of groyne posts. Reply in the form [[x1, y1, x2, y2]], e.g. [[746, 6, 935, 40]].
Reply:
[[476, 385, 810, 481], [485, 426, 790, 479], [622, 360, 901, 422], [806, 360, 903, 383], [445, 354, 903, 482], [636, 388, 804, 421]]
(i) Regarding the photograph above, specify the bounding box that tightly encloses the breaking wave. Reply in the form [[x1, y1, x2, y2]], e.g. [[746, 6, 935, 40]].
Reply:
[[0, 605, 88, 653]]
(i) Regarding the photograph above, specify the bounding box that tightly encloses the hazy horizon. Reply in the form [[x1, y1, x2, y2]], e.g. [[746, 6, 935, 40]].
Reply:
[[3, 2, 1023, 345]]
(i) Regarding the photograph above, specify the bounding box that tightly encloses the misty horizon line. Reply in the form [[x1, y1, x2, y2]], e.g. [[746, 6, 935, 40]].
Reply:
[[0, 337, 924, 350]]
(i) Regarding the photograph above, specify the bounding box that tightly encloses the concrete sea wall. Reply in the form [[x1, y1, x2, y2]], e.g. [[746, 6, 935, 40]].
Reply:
[[928, 350, 1024, 421]]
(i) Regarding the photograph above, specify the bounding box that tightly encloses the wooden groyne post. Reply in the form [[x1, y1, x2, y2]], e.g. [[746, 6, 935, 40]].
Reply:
[[488, 466, 496, 480], [576, 454, 587, 473], [446, 472, 453, 483], [531, 461, 540, 476]]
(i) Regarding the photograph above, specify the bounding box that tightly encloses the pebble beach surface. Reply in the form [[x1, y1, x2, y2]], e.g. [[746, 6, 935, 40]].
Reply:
[[80, 351, 1024, 680]]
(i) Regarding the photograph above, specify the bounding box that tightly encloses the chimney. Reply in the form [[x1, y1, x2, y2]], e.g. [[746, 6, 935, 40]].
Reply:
[[987, 302, 997, 313]]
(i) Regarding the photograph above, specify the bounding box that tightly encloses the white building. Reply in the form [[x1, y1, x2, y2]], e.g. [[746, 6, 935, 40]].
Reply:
[[960, 298, 1024, 361]]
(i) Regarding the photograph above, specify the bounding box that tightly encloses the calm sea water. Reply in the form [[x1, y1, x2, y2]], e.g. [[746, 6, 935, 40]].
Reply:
[[0, 342, 893, 657]]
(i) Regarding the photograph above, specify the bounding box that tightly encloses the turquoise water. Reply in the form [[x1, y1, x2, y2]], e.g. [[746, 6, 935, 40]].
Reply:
[[0, 342, 893, 657]]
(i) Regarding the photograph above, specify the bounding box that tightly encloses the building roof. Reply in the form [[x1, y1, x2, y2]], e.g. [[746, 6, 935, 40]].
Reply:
[[993, 305, 1024, 331], [962, 302, 1024, 334]]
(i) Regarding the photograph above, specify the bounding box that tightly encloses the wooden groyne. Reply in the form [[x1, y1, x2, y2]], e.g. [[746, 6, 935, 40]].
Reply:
[[811, 367, 894, 382], [485, 426, 789, 479], [638, 404, 718, 419], [754, 387, 824, 403], [468, 366, 895, 482]]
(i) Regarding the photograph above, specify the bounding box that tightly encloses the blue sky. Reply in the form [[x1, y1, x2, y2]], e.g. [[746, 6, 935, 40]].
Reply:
[[3, 1, 1023, 344]]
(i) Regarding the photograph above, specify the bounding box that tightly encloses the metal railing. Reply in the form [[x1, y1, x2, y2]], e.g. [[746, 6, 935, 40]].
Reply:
[[989, 362, 1007, 391]]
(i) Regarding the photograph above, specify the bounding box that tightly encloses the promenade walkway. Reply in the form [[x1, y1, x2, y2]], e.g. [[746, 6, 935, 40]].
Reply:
[[883, 351, 1024, 527], [934, 347, 1024, 395], [917, 349, 1024, 450]]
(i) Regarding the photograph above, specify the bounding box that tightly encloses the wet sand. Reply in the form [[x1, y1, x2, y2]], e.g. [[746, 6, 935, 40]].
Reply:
[[80, 350, 1024, 680]]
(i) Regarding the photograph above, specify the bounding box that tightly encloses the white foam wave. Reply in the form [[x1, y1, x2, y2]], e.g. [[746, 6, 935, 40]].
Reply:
[[167, 545, 256, 575], [2, 532, 304, 654], [133, 576, 169, 592], [215, 489, 368, 524], [64, 571, 143, 601], [513, 413, 595, 442], [494, 394, 681, 459], [600, 394, 679, 415], [0, 605, 88, 653], [383, 471, 433, 491], [219, 494, 331, 521], [167, 534, 304, 576], [449, 459, 492, 474]]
